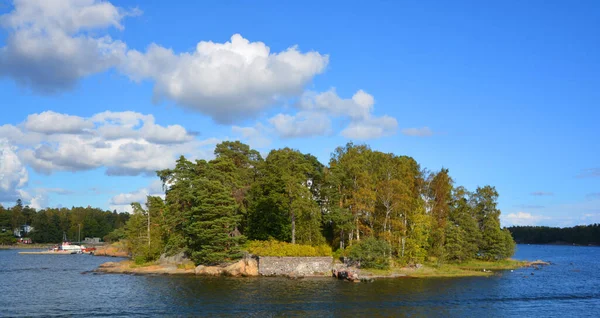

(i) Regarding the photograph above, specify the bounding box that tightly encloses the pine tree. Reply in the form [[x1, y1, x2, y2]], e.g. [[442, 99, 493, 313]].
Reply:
[[186, 179, 244, 265]]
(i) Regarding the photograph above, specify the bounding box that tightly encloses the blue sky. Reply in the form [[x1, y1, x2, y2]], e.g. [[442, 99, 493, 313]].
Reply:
[[0, 0, 598, 227]]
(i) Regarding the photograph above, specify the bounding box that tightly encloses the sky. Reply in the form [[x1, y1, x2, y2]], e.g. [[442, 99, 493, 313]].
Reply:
[[0, 0, 598, 227]]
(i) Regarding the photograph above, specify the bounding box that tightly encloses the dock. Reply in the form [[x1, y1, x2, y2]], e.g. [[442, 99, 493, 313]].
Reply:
[[18, 250, 78, 255]]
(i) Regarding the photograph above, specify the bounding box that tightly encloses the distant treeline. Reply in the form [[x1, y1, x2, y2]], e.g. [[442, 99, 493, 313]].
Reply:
[[508, 224, 600, 245], [0, 200, 129, 243]]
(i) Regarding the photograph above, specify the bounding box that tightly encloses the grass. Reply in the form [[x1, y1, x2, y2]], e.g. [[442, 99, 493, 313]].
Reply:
[[360, 259, 527, 278], [128, 260, 157, 268], [455, 259, 527, 271], [177, 260, 196, 270]]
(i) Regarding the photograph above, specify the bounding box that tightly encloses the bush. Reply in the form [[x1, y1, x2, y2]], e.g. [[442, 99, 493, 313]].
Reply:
[[103, 228, 126, 243], [0, 232, 17, 245], [245, 239, 332, 257], [347, 237, 391, 269]]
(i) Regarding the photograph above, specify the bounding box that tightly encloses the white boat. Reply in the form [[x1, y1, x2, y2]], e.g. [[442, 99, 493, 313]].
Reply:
[[53, 232, 87, 253], [56, 241, 85, 253]]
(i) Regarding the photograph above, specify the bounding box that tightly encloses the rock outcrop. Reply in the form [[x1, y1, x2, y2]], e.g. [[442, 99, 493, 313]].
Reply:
[[195, 257, 259, 277], [158, 252, 189, 265], [96, 261, 194, 275]]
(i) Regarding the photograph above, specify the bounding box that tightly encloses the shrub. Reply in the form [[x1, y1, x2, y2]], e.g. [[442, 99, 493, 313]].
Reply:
[[103, 228, 126, 243], [347, 237, 391, 269], [245, 239, 332, 257], [0, 232, 17, 245]]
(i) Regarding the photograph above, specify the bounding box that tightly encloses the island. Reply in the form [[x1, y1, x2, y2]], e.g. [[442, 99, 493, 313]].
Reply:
[[80, 140, 537, 280]]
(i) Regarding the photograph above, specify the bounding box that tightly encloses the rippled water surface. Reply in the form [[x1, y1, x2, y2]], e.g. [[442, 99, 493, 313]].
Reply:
[[1, 245, 599, 317]]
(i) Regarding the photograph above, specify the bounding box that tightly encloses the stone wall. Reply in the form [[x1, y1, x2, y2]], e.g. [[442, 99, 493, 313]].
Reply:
[[258, 256, 333, 276]]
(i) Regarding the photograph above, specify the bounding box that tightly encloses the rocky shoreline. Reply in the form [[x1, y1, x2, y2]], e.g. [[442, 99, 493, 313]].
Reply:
[[94, 257, 550, 281]]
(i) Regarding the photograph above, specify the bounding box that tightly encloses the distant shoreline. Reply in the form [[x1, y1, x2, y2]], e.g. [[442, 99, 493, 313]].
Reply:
[[516, 242, 600, 247], [0, 244, 52, 250]]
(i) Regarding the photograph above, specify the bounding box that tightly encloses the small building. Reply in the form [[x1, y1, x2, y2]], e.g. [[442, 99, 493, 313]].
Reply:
[[83, 237, 101, 244], [18, 238, 32, 244]]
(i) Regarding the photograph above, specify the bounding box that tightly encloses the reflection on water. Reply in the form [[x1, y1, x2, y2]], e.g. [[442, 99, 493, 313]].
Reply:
[[1, 245, 599, 317]]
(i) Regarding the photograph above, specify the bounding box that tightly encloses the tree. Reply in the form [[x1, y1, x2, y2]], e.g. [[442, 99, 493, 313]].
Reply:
[[186, 178, 244, 265], [158, 156, 198, 255], [425, 168, 453, 261], [473, 186, 515, 260], [248, 148, 318, 244], [445, 187, 481, 262], [213, 141, 263, 232]]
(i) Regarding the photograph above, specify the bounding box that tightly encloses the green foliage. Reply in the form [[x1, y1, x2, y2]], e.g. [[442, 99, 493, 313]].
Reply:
[[186, 179, 245, 265], [508, 224, 600, 245], [0, 231, 17, 245], [247, 148, 324, 245], [245, 240, 332, 257], [425, 168, 453, 260], [104, 227, 126, 243], [0, 203, 130, 244], [347, 237, 392, 269], [124, 201, 164, 263]]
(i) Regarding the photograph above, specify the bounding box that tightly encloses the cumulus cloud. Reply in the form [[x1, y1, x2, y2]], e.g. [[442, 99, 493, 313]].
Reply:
[[530, 191, 554, 196], [401, 127, 434, 137], [123, 34, 329, 123], [24, 111, 94, 134], [503, 212, 550, 226], [298, 88, 374, 120], [0, 139, 28, 202], [341, 115, 398, 140], [109, 179, 165, 212], [1, 110, 214, 176], [268, 112, 331, 138], [268, 88, 398, 140], [232, 124, 271, 149], [0, 0, 138, 93]]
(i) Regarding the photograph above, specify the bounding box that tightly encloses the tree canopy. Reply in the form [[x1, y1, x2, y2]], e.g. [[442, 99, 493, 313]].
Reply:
[[118, 141, 515, 266]]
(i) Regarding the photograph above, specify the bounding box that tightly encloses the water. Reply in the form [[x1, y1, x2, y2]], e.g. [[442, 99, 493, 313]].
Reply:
[[1, 245, 599, 317]]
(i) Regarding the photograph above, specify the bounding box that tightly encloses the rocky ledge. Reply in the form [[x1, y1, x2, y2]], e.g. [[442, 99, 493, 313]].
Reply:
[[96, 261, 195, 275], [95, 257, 259, 277], [195, 257, 259, 277]]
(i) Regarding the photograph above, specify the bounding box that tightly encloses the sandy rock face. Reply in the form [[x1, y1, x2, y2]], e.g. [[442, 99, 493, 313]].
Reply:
[[195, 257, 259, 277], [195, 265, 224, 276]]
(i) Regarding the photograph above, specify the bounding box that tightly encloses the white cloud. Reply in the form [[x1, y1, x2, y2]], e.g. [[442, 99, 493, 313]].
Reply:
[[401, 126, 434, 137], [2, 111, 212, 176], [268, 112, 331, 138], [503, 212, 550, 226], [0, 0, 138, 93], [232, 124, 271, 149], [122, 34, 329, 123], [295, 89, 398, 140], [24, 111, 94, 134], [0, 139, 28, 202], [298, 88, 374, 120], [341, 115, 398, 140], [109, 179, 165, 213]]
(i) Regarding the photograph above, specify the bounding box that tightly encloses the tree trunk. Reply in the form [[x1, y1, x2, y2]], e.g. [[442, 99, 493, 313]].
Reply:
[[147, 212, 151, 247], [291, 211, 296, 244], [401, 237, 406, 257], [355, 216, 360, 241]]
